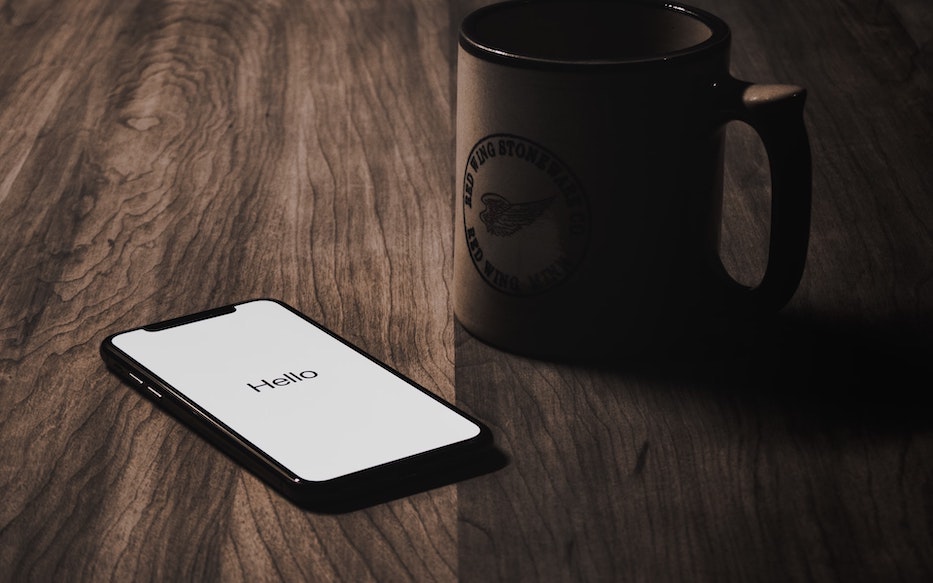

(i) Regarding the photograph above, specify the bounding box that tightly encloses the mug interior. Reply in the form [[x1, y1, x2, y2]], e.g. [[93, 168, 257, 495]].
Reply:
[[462, 1, 723, 64]]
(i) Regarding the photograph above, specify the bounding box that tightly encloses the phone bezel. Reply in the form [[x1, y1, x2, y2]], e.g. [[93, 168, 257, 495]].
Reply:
[[100, 298, 493, 507]]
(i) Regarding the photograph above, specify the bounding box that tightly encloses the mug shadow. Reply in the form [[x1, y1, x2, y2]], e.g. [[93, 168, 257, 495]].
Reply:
[[572, 311, 933, 434]]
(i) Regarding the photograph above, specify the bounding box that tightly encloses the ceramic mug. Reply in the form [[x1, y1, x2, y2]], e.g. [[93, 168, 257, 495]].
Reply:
[[454, 0, 811, 358]]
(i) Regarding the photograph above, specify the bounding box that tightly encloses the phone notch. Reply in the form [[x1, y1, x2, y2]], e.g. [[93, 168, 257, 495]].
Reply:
[[143, 304, 237, 331]]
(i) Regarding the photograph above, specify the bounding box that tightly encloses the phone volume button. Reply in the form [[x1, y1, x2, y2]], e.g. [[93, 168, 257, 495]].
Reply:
[[145, 385, 162, 399], [128, 372, 144, 385]]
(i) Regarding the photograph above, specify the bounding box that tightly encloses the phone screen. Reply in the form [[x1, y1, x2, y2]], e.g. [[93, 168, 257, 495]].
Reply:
[[107, 299, 482, 483]]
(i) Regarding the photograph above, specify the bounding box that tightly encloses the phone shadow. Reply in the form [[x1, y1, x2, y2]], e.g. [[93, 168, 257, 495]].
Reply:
[[297, 446, 510, 514]]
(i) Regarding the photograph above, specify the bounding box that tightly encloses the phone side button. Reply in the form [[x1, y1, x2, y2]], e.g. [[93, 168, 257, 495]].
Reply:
[[145, 385, 162, 399], [128, 372, 144, 385]]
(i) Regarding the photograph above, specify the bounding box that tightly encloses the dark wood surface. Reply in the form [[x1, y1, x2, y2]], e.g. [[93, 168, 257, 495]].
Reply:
[[1, 0, 930, 580]]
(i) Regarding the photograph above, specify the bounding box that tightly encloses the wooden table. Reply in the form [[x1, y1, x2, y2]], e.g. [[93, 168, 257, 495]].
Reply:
[[2, 0, 931, 580]]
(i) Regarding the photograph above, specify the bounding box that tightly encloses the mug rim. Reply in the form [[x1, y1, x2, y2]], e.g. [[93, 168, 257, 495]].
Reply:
[[459, 0, 731, 69]]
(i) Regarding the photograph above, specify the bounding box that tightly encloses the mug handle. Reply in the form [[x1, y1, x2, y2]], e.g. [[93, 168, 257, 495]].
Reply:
[[718, 79, 812, 314]]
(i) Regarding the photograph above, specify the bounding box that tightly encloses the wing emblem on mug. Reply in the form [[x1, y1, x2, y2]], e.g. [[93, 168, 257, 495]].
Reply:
[[462, 134, 590, 296], [479, 193, 555, 237]]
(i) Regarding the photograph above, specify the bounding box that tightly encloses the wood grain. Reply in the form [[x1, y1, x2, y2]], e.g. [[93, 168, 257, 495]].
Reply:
[[1, 0, 458, 580], [454, 0, 933, 580], [1, 0, 931, 580]]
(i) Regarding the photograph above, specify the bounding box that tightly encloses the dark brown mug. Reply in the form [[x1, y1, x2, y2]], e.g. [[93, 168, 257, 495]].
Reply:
[[454, 0, 811, 358]]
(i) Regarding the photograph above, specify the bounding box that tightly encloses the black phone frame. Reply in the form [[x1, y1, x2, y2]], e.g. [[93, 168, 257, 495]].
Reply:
[[100, 298, 496, 510]]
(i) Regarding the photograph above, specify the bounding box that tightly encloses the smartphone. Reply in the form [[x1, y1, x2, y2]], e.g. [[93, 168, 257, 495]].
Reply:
[[100, 299, 492, 508]]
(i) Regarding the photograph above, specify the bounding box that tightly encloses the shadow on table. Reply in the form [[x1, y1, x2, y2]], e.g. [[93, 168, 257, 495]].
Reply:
[[301, 445, 509, 514], [585, 311, 933, 433]]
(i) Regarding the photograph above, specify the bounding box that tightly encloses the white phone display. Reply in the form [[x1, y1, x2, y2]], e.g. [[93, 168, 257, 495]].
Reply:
[[101, 299, 491, 506]]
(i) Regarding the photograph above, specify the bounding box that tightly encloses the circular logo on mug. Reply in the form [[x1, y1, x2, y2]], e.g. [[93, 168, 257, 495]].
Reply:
[[462, 134, 589, 296]]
